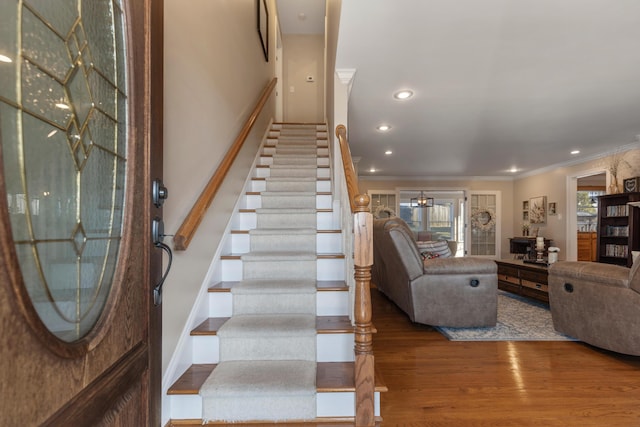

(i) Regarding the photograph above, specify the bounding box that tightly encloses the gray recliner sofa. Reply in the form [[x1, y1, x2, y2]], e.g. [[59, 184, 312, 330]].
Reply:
[[372, 217, 498, 327], [548, 261, 640, 356]]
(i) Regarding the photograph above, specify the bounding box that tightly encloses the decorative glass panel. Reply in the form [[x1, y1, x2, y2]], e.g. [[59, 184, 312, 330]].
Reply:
[[0, 0, 128, 342], [470, 194, 497, 256]]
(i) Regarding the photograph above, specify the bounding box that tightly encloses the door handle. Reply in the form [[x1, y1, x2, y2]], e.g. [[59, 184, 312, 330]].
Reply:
[[152, 216, 173, 306]]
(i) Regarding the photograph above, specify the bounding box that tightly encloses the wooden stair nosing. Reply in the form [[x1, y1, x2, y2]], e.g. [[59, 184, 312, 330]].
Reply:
[[256, 164, 329, 168], [237, 208, 333, 213], [190, 315, 354, 337], [245, 191, 332, 196], [167, 362, 387, 396], [208, 281, 348, 292], [230, 229, 341, 234], [251, 177, 331, 181], [220, 253, 346, 260]]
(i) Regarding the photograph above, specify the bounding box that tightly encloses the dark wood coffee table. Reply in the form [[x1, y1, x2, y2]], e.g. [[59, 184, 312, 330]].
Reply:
[[495, 259, 549, 303]]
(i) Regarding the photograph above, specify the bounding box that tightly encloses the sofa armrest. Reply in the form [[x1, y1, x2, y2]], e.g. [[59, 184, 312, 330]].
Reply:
[[423, 257, 497, 275], [549, 261, 630, 289]]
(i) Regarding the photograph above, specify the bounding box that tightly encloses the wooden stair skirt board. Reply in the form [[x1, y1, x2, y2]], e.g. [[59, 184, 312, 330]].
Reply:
[[164, 123, 384, 423]]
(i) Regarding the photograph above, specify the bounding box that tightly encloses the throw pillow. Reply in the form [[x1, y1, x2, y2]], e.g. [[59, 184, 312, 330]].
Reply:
[[421, 252, 440, 260], [417, 240, 452, 259]]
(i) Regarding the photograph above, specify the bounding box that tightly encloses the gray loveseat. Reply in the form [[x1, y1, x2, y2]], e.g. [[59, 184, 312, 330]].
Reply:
[[372, 217, 498, 327], [548, 261, 640, 356]]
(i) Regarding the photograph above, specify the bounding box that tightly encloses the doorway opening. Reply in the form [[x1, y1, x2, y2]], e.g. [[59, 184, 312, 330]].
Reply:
[[398, 190, 465, 257]]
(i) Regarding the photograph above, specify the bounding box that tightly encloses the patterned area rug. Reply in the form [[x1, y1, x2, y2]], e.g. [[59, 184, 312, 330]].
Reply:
[[435, 291, 577, 341]]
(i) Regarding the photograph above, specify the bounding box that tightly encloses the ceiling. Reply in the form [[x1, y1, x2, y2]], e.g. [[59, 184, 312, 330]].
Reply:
[[278, 0, 640, 179]]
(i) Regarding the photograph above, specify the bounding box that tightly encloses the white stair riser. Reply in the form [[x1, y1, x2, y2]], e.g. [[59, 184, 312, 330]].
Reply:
[[231, 233, 342, 254], [262, 147, 329, 156], [193, 336, 220, 364], [167, 389, 379, 421], [255, 167, 330, 179], [221, 258, 345, 281], [208, 291, 349, 316], [244, 194, 332, 209], [317, 291, 350, 316], [170, 395, 202, 420], [233, 211, 337, 230], [259, 157, 330, 167], [317, 392, 381, 418], [192, 333, 355, 364], [250, 180, 331, 193], [317, 334, 355, 362]]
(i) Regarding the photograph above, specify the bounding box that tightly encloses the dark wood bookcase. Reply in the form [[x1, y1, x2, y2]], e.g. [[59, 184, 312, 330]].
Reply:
[[596, 192, 640, 267]]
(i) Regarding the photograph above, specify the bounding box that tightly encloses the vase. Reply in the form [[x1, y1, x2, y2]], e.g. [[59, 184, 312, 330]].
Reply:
[[608, 176, 622, 194]]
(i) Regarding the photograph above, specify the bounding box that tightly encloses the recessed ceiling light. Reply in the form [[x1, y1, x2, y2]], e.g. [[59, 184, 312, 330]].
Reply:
[[369, 168, 376, 173], [0, 54, 12, 63], [376, 125, 391, 131], [385, 150, 393, 155], [509, 167, 518, 173], [571, 150, 580, 155], [393, 90, 414, 100]]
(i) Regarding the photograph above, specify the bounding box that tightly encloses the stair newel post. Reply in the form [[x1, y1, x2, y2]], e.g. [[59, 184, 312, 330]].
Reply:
[[353, 194, 375, 426]]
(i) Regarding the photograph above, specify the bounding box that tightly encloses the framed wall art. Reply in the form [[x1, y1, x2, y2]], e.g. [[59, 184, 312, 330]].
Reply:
[[257, 0, 269, 61], [529, 196, 547, 224]]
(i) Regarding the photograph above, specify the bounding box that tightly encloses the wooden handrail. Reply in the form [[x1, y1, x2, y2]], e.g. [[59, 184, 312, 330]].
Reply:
[[173, 78, 277, 251], [335, 124, 360, 213], [336, 124, 376, 426]]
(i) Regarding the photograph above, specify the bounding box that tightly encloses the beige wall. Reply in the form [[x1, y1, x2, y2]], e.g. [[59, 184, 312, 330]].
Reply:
[[514, 148, 640, 260], [283, 34, 325, 122], [359, 148, 640, 262], [359, 178, 515, 259], [163, 0, 275, 374]]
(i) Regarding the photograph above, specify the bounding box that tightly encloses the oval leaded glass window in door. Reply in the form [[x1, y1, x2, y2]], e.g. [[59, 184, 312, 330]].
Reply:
[[0, 0, 128, 342]]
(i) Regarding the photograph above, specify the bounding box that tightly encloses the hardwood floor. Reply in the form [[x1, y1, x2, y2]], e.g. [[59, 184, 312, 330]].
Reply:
[[168, 288, 640, 426], [371, 288, 640, 426]]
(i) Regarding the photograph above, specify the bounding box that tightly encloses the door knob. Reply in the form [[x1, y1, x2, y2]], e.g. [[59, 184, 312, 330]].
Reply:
[[152, 178, 168, 208]]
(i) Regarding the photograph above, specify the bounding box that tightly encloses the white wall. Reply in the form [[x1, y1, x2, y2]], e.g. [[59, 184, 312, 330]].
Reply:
[[283, 34, 325, 122], [162, 0, 275, 374]]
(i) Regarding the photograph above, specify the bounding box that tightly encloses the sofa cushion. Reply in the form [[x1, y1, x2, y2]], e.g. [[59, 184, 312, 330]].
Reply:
[[417, 240, 451, 259]]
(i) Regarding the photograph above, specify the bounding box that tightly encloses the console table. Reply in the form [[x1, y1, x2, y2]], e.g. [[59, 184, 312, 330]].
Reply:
[[495, 259, 549, 303]]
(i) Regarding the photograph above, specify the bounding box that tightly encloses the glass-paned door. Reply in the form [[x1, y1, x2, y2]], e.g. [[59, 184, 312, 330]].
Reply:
[[1, 0, 128, 342], [369, 190, 397, 218], [399, 190, 465, 256], [469, 191, 501, 257]]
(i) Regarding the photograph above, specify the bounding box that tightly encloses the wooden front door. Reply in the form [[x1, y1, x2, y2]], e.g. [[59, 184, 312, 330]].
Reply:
[[0, 1, 163, 425]]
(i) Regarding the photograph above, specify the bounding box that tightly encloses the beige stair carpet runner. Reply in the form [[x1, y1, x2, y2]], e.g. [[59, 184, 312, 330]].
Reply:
[[200, 126, 323, 422]]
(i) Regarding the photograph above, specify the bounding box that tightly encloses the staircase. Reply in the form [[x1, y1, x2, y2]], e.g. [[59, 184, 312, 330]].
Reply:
[[165, 123, 384, 424]]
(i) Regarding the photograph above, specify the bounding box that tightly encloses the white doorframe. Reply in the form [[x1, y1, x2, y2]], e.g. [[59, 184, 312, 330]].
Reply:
[[565, 167, 607, 261]]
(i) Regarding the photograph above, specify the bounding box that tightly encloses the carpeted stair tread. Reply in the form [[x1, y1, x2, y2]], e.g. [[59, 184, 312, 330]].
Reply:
[[232, 279, 316, 294], [190, 315, 353, 336], [260, 191, 316, 196], [200, 361, 316, 421], [207, 280, 348, 292], [169, 362, 388, 396], [266, 176, 317, 181], [201, 360, 316, 397], [269, 164, 317, 169], [255, 207, 317, 214], [217, 314, 316, 338], [241, 251, 317, 261]]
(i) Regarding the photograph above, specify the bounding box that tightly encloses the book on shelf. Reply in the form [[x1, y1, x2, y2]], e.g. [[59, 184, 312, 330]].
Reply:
[[606, 205, 629, 217], [605, 244, 628, 258]]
